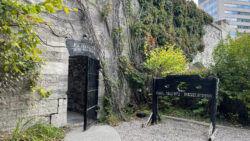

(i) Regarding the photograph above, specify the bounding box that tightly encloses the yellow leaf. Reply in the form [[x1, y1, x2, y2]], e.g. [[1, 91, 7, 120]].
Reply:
[[73, 8, 78, 11], [3, 25, 10, 30], [46, 22, 52, 26], [15, 43, 21, 48], [64, 8, 69, 14], [38, 18, 43, 23]]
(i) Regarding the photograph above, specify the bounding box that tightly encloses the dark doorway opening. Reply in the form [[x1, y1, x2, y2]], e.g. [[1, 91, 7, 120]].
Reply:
[[67, 56, 87, 125], [67, 55, 100, 130]]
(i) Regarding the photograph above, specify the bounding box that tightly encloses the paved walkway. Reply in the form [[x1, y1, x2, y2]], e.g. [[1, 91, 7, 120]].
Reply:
[[115, 118, 250, 141], [63, 125, 121, 141], [64, 117, 250, 141]]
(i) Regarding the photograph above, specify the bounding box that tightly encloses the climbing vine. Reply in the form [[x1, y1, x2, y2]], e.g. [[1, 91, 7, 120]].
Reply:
[[133, 0, 213, 60], [119, 56, 146, 87], [101, 0, 112, 20], [0, 0, 76, 98], [76, 0, 213, 121], [118, 0, 213, 107]]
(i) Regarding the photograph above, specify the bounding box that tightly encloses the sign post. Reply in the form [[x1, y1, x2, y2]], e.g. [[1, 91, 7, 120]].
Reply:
[[151, 75, 218, 134]]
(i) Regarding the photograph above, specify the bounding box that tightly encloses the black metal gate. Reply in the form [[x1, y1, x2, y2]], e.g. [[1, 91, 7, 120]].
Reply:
[[84, 57, 100, 130]]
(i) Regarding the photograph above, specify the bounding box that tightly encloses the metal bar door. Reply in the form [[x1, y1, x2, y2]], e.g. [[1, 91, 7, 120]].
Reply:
[[84, 57, 99, 130]]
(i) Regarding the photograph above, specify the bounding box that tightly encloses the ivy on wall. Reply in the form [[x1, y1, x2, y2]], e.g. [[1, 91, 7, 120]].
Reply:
[[0, 0, 76, 98], [133, 0, 213, 60], [119, 0, 213, 107]]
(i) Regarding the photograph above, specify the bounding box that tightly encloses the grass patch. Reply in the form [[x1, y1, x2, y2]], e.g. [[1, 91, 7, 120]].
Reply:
[[5, 118, 65, 141]]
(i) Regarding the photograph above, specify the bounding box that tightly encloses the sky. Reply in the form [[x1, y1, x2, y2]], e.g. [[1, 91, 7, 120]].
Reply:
[[194, 0, 198, 5], [187, 0, 199, 5]]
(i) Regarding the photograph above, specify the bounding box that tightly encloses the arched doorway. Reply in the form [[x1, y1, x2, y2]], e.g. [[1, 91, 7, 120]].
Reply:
[[66, 39, 100, 130]]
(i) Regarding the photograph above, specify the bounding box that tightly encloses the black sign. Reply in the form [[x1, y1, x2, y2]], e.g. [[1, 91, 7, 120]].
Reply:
[[152, 75, 218, 133], [66, 39, 99, 59]]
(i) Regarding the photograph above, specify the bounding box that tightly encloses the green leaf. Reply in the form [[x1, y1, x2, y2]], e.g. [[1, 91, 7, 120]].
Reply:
[[4, 66, 8, 72]]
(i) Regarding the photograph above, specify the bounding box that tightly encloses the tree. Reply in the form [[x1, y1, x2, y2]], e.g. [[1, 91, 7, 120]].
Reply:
[[0, 0, 72, 98], [213, 33, 250, 124]]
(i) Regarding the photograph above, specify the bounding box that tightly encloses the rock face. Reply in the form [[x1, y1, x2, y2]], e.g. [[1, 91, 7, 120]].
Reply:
[[192, 20, 229, 68], [0, 0, 138, 132]]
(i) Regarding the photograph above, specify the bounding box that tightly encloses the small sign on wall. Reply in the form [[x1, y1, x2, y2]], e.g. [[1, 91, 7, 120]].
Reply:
[[66, 39, 99, 59]]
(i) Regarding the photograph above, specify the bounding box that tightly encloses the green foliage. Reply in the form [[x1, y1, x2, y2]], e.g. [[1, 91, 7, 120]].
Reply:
[[125, 0, 133, 16], [33, 87, 52, 99], [144, 43, 189, 77], [122, 106, 135, 117], [192, 98, 209, 116], [87, 0, 98, 8], [112, 27, 123, 40], [0, 0, 68, 98], [119, 56, 146, 87], [134, 0, 213, 60], [212, 33, 250, 124], [98, 96, 120, 126], [6, 118, 64, 141], [101, 1, 112, 20]]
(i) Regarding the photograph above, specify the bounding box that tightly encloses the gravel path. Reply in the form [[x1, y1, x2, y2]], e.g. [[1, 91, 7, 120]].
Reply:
[[114, 117, 250, 141]]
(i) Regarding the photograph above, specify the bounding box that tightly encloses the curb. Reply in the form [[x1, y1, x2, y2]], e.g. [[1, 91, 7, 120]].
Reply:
[[164, 115, 245, 130]]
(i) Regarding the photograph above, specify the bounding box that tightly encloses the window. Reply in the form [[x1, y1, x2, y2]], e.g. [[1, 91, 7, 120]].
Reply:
[[226, 18, 250, 23], [230, 32, 237, 36], [203, 0, 218, 21], [225, 10, 250, 16], [226, 18, 237, 22], [238, 25, 250, 29], [224, 4, 250, 9], [230, 25, 237, 28], [239, 0, 250, 2], [230, 32, 243, 36], [230, 25, 250, 29]]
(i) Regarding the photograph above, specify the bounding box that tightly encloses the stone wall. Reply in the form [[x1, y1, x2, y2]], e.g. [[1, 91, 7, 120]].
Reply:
[[0, 0, 138, 132], [192, 20, 229, 68]]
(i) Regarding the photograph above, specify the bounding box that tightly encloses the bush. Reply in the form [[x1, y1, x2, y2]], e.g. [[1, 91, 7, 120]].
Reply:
[[212, 33, 250, 125], [144, 43, 189, 77], [6, 118, 64, 141]]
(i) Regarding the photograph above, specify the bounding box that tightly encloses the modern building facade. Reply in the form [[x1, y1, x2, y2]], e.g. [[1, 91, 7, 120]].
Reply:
[[199, 0, 250, 35]]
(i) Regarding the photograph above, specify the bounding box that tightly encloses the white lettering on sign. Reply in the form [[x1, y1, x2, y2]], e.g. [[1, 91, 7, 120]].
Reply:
[[72, 43, 96, 54], [156, 91, 212, 98]]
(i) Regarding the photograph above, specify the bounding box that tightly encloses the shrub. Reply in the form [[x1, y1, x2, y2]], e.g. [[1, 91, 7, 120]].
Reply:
[[212, 33, 250, 125], [144, 43, 189, 77], [6, 118, 64, 141]]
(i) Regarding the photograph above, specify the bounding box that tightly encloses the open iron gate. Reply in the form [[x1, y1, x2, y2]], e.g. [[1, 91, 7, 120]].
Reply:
[[84, 57, 100, 130]]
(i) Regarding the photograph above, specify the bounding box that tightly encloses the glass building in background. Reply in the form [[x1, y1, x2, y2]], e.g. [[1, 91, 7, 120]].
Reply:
[[199, 0, 250, 36]]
